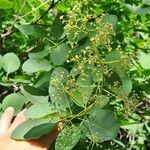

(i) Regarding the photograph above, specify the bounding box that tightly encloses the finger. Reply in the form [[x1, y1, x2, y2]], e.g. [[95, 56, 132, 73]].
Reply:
[[0, 107, 14, 135], [9, 109, 28, 132]]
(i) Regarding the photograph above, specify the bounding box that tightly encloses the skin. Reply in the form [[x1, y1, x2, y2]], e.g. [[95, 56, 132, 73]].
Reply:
[[0, 107, 60, 150]]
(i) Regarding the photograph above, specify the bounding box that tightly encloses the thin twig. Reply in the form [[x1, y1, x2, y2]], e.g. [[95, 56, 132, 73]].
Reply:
[[34, 0, 55, 24], [20, 0, 50, 18], [1, 0, 27, 39], [34, 0, 62, 23], [10, 0, 27, 29]]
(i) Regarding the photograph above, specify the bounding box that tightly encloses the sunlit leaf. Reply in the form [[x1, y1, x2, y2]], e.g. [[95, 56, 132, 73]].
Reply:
[[123, 3, 150, 14], [24, 102, 59, 119], [0, 0, 13, 9], [3, 53, 20, 74], [17, 24, 46, 36], [143, 0, 150, 6], [22, 58, 51, 73], [138, 52, 150, 70], [2, 93, 26, 115], [29, 48, 50, 59], [11, 118, 57, 140]]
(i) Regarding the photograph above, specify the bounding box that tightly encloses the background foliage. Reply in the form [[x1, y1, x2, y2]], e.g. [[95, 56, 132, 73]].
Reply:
[[0, 0, 150, 150]]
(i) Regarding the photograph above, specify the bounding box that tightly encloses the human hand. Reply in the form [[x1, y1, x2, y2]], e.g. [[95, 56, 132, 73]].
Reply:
[[0, 107, 60, 150]]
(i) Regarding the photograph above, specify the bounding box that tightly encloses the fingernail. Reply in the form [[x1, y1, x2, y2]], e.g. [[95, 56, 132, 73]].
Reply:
[[18, 109, 27, 115], [6, 107, 14, 112]]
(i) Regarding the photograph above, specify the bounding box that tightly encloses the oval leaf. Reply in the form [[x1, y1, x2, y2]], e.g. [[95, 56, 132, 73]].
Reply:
[[51, 43, 70, 65], [2, 93, 26, 115], [51, 15, 64, 39], [24, 102, 59, 119], [17, 24, 46, 36], [94, 95, 110, 108], [11, 118, 57, 140], [49, 67, 70, 108], [3, 53, 20, 74], [29, 48, 50, 59], [22, 58, 51, 73], [81, 109, 120, 143], [55, 126, 81, 150], [77, 73, 94, 95]]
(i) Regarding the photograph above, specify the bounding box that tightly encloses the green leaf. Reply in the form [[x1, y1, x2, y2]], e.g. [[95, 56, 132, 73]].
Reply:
[[74, 37, 91, 52], [105, 51, 132, 96], [29, 48, 50, 59], [105, 51, 120, 67], [138, 52, 150, 70], [77, 73, 94, 95], [67, 31, 87, 43], [0, 0, 13, 9], [55, 126, 81, 150], [106, 70, 132, 97], [70, 65, 81, 77], [49, 67, 70, 108], [49, 85, 70, 108], [51, 43, 70, 66], [121, 123, 141, 134], [81, 109, 120, 143], [9, 76, 30, 84], [24, 102, 59, 119], [2, 53, 20, 74], [102, 14, 118, 30], [17, 24, 46, 36], [22, 58, 51, 73], [33, 71, 51, 88], [118, 71, 132, 96], [70, 90, 85, 108], [0, 81, 13, 87], [11, 118, 57, 140], [57, 3, 68, 12], [2, 93, 26, 115], [0, 55, 3, 69], [94, 95, 110, 108], [123, 3, 150, 14], [51, 15, 64, 39], [23, 82, 49, 96], [143, 0, 150, 6], [50, 67, 69, 84], [21, 87, 49, 104]]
